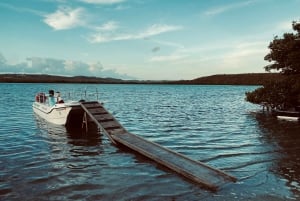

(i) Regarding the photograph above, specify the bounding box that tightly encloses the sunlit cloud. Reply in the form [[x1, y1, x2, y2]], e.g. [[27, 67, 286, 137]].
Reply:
[[44, 7, 86, 30], [88, 62, 104, 72], [0, 53, 134, 79], [150, 39, 184, 49], [139, 24, 182, 38], [95, 21, 119, 31], [0, 53, 7, 64], [148, 39, 268, 75], [88, 24, 182, 43], [219, 41, 268, 71], [204, 0, 255, 16]]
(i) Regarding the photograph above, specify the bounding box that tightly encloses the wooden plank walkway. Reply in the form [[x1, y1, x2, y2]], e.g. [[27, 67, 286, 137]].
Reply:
[[80, 101, 127, 144], [80, 101, 236, 191]]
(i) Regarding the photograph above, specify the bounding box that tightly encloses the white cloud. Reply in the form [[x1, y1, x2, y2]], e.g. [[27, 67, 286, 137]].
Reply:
[[80, 0, 126, 4], [44, 7, 86, 30], [138, 24, 182, 38], [204, 0, 255, 16], [219, 41, 268, 71], [95, 21, 119, 31], [88, 62, 104, 72], [89, 24, 182, 43], [64, 60, 88, 71], [0, 53, 7, 64], [27, 57, 66, 73], [149, 39, 184, 49], [0, 54, 134, 79], [147, 39, 269, 76]]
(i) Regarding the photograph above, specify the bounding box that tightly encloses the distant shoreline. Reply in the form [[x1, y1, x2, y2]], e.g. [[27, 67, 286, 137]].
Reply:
[[0, 73, 283, 85]]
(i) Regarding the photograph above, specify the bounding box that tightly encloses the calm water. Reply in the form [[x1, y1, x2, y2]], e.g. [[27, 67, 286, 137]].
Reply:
[[0, 83, 300, 201]]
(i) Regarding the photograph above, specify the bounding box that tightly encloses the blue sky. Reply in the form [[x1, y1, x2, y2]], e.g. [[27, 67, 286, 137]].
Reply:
[[0, 0, 299, 80]]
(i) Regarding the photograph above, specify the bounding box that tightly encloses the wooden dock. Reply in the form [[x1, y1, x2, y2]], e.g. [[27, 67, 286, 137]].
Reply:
[[80, 101, 236, 191]]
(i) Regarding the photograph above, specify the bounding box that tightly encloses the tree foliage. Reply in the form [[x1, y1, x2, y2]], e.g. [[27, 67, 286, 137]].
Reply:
[[246, 76, 300, 109], [264, 21, 300, 75], [246, 21, 300, 109]]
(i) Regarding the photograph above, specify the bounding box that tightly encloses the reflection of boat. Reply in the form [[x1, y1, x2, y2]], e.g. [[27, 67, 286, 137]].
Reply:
[[32, 92, 85, 126], [274, 107, 300, 121]]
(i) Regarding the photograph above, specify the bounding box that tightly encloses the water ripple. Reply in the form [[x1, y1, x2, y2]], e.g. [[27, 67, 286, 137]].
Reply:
[[0, 84, 299, 200]]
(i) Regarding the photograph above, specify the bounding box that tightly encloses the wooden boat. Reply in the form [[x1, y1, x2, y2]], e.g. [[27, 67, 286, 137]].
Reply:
[[32, 92, 85, 125]]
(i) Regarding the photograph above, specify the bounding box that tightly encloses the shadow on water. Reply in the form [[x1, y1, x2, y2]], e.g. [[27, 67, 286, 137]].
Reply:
[[66, 123, 101, 147], [34, 114, 103, 147], [254, 112, 300, 197]]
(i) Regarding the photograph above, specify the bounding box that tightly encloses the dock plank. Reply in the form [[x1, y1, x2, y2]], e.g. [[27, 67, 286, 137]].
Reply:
[[80, 101, 236, 190], [81, 102, 102, 109], [93, 114, 114, 121], [112, 132, 236, 191], [87, 108, 108, 115], [80, 102, 117, 143], [100, 121, 122, 129], [107, 128, 127, 135]]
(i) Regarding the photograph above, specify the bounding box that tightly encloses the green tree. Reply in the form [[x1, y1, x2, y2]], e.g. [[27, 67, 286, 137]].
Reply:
[[264, 21, 300, 74], [246, 21, 300, 109]]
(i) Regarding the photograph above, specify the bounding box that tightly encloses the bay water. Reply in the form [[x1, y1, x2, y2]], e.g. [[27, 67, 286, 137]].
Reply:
[[0, 83, 299, 200]]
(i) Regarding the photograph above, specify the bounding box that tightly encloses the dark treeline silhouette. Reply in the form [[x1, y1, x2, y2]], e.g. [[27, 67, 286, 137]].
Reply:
[[0, 74, 125, 84], [170, 73, 283, 85], [0, 73, 283, 85]]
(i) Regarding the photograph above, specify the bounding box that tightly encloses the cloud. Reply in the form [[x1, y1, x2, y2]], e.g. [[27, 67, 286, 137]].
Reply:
[[63, 60, 89, 72], [44, 7, 86, 30], [88, 62, 104, 72], [139, 24, 182, 38], [95, 21, 119, 31], [26, 57, 68, 74], [88, 24, 182, 43], [218, 41, 268, 71], [148, 39, 268, 75], [0, 53, 134, 79], [79, 0, 126, 4], [204, 0, 255, 16], [0, 53, 7, 64]]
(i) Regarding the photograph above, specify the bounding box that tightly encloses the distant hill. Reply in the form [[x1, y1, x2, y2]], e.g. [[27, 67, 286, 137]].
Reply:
[[0, 74, 126, 84], [0, 73, 283, 85], [170, 73, 284, 85]]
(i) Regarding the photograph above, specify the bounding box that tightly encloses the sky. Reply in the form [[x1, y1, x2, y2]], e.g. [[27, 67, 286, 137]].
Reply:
[[0, 0, 299, 80]]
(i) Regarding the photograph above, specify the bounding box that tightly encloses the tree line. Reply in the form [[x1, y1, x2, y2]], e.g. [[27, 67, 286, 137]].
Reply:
[[245, 21, 300, 110], [0, 73, 283, 85]]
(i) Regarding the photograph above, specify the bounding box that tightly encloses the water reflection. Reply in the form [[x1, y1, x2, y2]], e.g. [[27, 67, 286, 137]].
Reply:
[[255, 112, 300, 197], [34, 114, 102, 147], [66, 124, 101, 147], [34, 115, 104, 164]]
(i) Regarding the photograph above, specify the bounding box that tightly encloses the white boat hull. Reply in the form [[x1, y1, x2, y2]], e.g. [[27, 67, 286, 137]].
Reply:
[[274, 109, 300, 121], [33, 102, 73, 125], [277, 115, 299, 121]]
